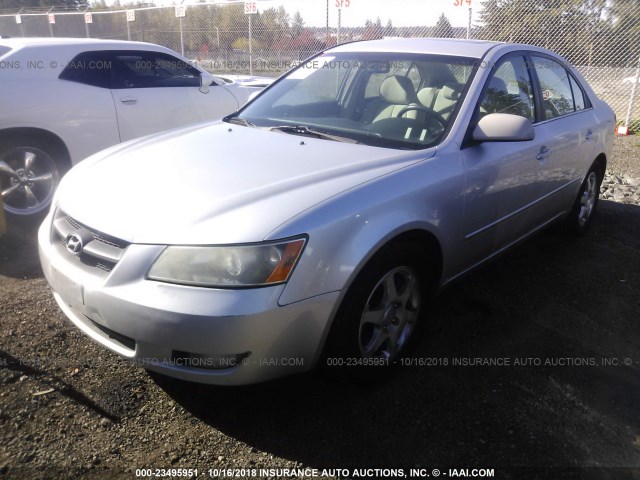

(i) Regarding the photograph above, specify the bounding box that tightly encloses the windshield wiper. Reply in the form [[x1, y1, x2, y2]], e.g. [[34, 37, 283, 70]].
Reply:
[[224, 115, 255, 127], [269, 125, 359, 144]]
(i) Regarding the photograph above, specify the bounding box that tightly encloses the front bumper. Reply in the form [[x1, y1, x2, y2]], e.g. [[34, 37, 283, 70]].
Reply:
[[38, 212, 339, 385]]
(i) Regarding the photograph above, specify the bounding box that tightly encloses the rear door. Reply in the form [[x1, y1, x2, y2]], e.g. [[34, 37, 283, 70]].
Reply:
[[109, 50, 238, 142], [530, 55, 600, 216]]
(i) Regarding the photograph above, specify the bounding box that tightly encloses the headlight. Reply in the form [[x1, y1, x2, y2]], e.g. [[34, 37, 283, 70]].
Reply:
[[147, 237, 306, 288]]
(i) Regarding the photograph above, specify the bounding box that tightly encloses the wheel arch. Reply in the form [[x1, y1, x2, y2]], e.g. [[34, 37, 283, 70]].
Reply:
[[376, 228, 444, 293], [592, 152, 607, 179], [314, 226, 443, 370], [337, 226, 444, 312], [312, 226, 444, 364], [0, 127, 72, 171]]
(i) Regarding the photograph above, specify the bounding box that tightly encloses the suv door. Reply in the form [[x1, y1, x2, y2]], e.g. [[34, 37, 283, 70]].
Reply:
[[459, 54, 549, 265], [109, 50, 238, 141]]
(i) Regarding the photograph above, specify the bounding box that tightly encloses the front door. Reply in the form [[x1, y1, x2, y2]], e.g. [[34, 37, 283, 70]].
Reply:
[[109, 50, 238, 142], [459, 54, 548, 266]]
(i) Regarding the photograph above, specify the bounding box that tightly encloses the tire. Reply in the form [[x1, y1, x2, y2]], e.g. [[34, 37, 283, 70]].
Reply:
[[322, 242, 433, 382], [0, 136, 67, 221], [561, 162, 603, 237]]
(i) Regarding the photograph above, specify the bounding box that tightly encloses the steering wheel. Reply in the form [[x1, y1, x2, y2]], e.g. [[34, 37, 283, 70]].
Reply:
[[396, 105, 447, 129]]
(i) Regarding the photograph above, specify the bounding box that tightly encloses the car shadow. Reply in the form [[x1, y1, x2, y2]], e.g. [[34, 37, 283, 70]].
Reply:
[[151, 200, 640, 470]]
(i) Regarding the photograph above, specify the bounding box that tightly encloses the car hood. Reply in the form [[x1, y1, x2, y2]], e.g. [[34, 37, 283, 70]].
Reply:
[[57, 122, 435, 245]]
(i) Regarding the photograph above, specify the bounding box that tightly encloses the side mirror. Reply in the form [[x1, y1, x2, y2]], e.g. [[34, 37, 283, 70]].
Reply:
[[472, 113, 535, 142], [199, 72, 215, 94]]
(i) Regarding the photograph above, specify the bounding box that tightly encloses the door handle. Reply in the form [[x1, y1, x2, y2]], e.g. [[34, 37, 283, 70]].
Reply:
[[537, 146, 551, 161], [585, 129, 593, 141], [119, 96, 137, 105]]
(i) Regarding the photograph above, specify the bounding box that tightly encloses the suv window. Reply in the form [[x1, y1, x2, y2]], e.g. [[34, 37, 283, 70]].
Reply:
[[59, 51, 113, 88], [532, 56, 576, 119], [111, 51, 200, 89], [479, 56, 535, 122]]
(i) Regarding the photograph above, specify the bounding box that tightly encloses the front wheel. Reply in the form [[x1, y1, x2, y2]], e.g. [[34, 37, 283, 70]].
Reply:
[[0, 138, 65, 219], [322, 242, 433, 381], [357, 265, 421, 360]]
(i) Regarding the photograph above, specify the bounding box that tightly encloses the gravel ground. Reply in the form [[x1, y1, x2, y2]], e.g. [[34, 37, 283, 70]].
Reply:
[[1, 136, 640, 480]]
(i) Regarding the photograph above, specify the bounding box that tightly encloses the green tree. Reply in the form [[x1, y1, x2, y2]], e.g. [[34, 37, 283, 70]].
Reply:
[[433, 13, 454, 38], [257, 6, 291, 49], [362, 17, 383, 40], [608, 0, 640, 66], [291, 11, 304, 37], [384, 19, 395, 37], [3, 0, 87, 7]]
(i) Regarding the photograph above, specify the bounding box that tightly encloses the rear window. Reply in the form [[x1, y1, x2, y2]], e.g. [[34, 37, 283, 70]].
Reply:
[[59, 51, 113, 89]]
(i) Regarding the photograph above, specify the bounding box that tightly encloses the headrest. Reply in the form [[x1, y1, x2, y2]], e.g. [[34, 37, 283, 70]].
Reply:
[[488, 77, 508, 94], [441, 83, 462, 100], [417, 87, 438, 107], [379, 75, 417, 105]]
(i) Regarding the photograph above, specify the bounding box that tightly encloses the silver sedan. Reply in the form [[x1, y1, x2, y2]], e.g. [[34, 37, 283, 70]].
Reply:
[[38, 38, 614, 385]]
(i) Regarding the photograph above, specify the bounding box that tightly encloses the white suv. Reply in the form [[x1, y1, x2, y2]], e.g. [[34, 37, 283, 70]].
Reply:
[[0, 38, 269, 219]]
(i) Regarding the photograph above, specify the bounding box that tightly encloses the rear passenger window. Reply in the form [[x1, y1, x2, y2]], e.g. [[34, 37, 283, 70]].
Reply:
[[59, 51, 112, 88], [532, 56, 576, 119], [479, 56, 535, 122], [569, 75, 586, 111]]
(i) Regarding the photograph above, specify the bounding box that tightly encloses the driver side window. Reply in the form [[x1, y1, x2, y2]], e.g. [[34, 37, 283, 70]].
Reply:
[[479, 56, 535, 122], [111, 51, 200, 89]]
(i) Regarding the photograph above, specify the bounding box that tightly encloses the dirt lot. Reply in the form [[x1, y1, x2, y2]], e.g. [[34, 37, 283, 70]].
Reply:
[[1, 137, 640, 480]]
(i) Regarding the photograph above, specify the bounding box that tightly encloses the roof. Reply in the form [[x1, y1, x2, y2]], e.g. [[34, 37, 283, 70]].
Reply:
[[330, 38, 503, 59], [0, 37, 158, 50]]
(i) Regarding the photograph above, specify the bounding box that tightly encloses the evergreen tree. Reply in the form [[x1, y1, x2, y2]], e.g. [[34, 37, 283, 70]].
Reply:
[[433, 13, 454, 38], [291, 11, 305, 38]]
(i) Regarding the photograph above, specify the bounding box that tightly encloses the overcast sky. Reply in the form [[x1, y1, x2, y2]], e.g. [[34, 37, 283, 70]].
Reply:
[[105, 0, 479, 28]]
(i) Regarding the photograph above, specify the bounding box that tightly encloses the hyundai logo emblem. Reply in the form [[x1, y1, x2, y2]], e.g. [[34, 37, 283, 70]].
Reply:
[[65, 233, 83, 255]]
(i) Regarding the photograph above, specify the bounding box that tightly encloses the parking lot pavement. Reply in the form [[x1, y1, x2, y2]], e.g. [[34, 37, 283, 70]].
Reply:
[[1, 199, 639, 479]]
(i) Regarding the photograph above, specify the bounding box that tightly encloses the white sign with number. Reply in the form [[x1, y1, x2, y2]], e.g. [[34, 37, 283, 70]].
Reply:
[[15, 14, 21, 24], [335, 0, 351, 9], [244, 1, 257, 15], [126, 10, 135, 22], [48, 13, 56, 24], [175, 5, 186, 18], [84, 12, 93, 24]]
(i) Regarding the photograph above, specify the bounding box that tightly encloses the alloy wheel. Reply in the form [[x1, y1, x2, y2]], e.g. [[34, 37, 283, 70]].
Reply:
[[0, 146, 59, 216], [358, 266, 421, 360]]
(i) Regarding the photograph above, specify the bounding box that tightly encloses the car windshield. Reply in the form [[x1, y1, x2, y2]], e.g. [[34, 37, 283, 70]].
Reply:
[[229, 52, 478, 150]]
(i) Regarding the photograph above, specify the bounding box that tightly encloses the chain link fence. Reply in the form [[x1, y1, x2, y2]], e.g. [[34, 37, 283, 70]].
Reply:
[[1, 0, 639, 130]]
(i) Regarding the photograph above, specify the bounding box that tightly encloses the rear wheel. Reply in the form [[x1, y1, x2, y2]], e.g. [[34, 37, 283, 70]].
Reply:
[[0, 137, 66, 220], [561, 162, 603, 236], [323, 242, 433, 381]]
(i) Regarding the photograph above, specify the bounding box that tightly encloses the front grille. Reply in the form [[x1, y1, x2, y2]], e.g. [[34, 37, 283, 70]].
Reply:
[[52, 210, 130, 273]]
